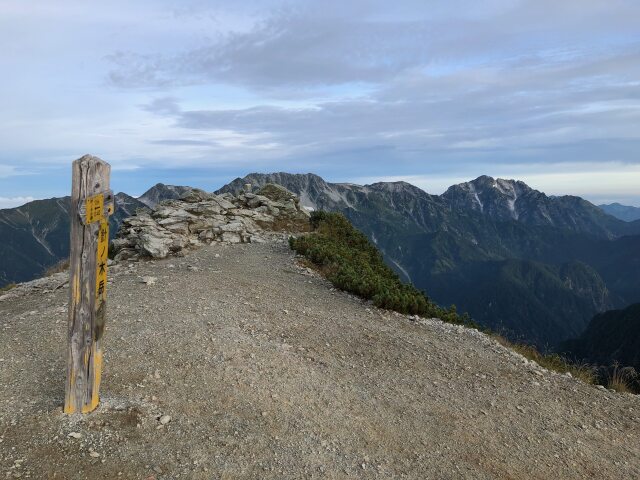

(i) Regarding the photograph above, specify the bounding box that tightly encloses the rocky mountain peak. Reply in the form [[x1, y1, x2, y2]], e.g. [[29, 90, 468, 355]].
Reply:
[[443, 176, 531, 220], [367, 180, 425, 195], [138, 183, 194, 208], [441, 175, 628, 237]]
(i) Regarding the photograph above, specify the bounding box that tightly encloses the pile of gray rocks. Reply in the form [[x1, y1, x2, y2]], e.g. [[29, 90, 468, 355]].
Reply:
[[111, 183, 310, 261]]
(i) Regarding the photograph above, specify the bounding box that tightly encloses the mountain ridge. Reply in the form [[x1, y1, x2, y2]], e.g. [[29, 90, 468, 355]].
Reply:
[[599, 202, 640, 222]]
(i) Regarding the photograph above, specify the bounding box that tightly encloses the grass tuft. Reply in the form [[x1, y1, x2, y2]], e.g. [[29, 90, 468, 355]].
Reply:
[[44, 258, 69, 276], [493, 335, 596, 384], [0, 283, 17, 293], [606, 363, 638, 394]]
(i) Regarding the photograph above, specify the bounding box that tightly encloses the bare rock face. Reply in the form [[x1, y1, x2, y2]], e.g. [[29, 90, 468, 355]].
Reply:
[[112, 187, 310, 261]]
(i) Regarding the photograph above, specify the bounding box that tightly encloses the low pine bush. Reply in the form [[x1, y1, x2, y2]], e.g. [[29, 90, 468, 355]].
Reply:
[[290, 211, 471, 325]]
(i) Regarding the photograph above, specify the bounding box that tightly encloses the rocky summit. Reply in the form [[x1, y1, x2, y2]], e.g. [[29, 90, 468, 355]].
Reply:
[[111, 183, 310, 261]]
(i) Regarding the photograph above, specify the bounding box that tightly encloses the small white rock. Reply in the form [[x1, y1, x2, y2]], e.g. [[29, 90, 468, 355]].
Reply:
[[68, 432, 82, 439], [159, 415, 171, 425]]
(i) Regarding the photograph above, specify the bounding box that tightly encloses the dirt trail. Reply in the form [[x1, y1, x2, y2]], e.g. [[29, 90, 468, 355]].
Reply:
[[0, 240, 639, 479]]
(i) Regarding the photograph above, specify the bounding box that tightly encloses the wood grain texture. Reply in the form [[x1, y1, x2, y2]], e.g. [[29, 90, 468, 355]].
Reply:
[[64, 155, 110, 414]]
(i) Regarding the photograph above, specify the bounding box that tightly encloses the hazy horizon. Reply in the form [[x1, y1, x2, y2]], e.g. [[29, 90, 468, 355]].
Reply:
[[1, 1, 639, 207], [1, 169, 638, 211]]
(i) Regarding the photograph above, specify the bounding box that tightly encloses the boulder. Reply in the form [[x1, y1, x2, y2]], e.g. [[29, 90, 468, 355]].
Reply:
[[139, 232, 173, 258], [219, 221, 245, 233], [184, 202, 224, 216], [221, 232, 242, 243], [180, 189, 213, 203]]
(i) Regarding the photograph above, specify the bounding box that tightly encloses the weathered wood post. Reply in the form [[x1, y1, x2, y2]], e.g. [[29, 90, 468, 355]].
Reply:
[[64, 155, 114, 414]]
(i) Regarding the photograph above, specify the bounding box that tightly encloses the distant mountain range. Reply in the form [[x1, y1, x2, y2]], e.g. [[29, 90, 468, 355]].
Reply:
[[598, 203, 640, 222], [219, 173, 640, 349]]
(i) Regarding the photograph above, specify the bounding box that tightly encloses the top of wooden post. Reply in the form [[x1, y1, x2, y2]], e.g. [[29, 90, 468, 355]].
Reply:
[[70, 155, 111, 199]]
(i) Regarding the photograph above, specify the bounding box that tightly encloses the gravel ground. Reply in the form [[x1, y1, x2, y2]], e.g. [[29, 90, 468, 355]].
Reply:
[[0, 240, 639, 479]]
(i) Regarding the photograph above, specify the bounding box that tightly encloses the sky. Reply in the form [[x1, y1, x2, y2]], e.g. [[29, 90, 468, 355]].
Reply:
[[1, 0, 639, 208]]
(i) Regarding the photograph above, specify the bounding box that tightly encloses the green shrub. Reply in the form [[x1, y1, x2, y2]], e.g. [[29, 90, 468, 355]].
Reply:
[[44, 258, 69, 276], [290, 211, 473, 325]]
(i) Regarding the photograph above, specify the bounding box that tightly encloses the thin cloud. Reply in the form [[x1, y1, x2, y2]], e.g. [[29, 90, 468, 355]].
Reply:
[[0, 165, 19, 178], [0, 196, 35, 209], [149, 139, 215, 146]]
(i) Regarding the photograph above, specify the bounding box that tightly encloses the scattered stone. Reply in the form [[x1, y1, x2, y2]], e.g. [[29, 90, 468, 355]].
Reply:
[[140, 276, 157, 285], [68, 432, 82, 439], [159, 415, 171, 425]]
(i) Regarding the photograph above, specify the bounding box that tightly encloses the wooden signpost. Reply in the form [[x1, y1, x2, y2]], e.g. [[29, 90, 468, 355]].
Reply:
[[64, 155, 115, 414]]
